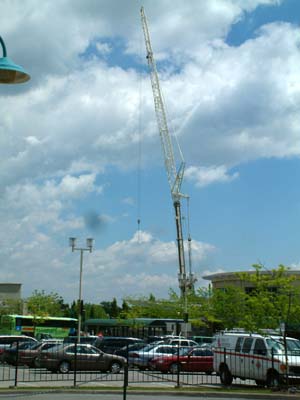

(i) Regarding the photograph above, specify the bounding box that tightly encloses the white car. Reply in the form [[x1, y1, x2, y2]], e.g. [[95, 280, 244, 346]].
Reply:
[[166, 338, 198, 347]]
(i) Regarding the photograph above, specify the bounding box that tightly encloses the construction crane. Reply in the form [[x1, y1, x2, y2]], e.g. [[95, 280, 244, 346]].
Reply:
[[140, 7, 196, 298]]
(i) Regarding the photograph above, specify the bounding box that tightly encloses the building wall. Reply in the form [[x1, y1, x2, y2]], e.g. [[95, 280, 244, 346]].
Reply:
[[203, 270, 300, 291], [0, 283, 21, 301]]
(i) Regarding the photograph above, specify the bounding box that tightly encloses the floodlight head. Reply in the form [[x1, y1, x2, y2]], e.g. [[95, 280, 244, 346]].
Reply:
[[0, 36, 30, 84], [86, 238, 94, 252], [69, 237, 77, 251]]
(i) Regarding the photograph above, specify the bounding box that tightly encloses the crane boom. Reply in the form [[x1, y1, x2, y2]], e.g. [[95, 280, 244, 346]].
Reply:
[[140, 7, 195, 297]]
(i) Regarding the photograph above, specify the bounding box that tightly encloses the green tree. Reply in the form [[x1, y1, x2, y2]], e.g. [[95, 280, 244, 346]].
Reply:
[[208, 264, 300, 333], [0, 299, 23, 316], [123, 293, 182, 319], [211, 285, 247, 330], [84, 303, 108, 319], [100, 298, 121, 318], [238, 264, 300, 332], [26, 290, 68, 317]]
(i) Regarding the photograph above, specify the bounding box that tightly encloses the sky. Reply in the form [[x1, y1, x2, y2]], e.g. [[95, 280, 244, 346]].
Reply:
[[1, 0, 300, 304]]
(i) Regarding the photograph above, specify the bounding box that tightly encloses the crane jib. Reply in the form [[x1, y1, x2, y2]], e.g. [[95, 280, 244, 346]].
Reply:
[[140, 7, 196, 297]]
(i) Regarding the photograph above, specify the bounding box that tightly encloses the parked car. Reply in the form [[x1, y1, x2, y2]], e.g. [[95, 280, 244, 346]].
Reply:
[[2, 341, 37, 365], [0, 335, 37, 361], [188, 336, 213, 346], [63, 336, 98, 345], [94, 336, 144, 354], [128, 344, 183, 370], [12, 339, 63, 367], [149, 347, 214, 374], [166, 338, 198, 347], [114, 342, 146, 358], [270, 335, 300, 353], [37, 343, 126, 373], [213, 330, 300, 387]]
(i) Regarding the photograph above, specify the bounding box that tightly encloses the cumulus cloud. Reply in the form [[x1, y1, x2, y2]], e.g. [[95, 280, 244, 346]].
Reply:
[[185, 165, 239, 187], [80, 231, 216, 301], [0, 0, 297, 302]]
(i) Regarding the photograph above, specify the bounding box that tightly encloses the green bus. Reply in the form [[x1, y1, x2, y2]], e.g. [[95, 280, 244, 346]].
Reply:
[[0, 314, 77, 339]]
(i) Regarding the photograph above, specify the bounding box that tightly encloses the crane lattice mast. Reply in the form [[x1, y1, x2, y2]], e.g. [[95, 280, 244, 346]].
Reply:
[[140, 7, 196, 297]]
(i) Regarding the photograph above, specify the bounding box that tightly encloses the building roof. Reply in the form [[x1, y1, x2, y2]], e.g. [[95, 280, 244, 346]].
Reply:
[[203, 270, 300, 281], [84, 318, 184, 327]]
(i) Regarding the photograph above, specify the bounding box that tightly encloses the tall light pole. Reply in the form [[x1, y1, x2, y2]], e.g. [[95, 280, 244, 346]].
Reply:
[[0, 36, 30, 84], [69, 237, 94, 343]]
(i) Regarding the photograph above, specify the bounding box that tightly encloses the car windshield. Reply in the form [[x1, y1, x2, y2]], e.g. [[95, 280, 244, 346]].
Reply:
[[140, 345, 156, 352], [31, 342, 43, 350], [44, 344, 64, 352], [266, 338, 286, 354], [286, 339, 300, 351]]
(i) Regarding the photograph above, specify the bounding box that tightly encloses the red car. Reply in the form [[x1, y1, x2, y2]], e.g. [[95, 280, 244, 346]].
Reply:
[[149, 347, 213, 374]]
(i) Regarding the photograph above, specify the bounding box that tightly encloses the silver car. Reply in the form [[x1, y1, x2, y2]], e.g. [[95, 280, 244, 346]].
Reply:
[[128, 344, 180, 370]]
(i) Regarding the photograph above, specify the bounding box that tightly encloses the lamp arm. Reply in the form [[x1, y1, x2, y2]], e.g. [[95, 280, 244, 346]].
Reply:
[[0, 37, 7, 58]]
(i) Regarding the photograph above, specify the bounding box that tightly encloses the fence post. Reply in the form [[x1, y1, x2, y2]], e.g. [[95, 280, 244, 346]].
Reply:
[[73, 342, 77, 387], [13, 341, 19, 387], [176, 344, 181, 388], [123, 362, 128, 400]]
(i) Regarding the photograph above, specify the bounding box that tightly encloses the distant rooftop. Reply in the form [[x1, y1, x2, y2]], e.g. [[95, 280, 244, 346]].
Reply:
[[203, 270, 300, 281]]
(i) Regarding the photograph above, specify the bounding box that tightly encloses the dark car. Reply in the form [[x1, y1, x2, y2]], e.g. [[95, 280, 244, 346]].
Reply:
[[94, 336, 144, 354], [2, 341, 37, 365], [0, 335, 37, 362], [11, 339, 63, 367], [149, 347, 214, 374], [63, 336, 98, 345], [37, 343, 126, 373]]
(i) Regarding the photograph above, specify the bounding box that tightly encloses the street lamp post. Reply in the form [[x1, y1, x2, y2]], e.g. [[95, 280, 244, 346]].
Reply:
[[0, 36, 30, 83], [69, 237, 94, 343]]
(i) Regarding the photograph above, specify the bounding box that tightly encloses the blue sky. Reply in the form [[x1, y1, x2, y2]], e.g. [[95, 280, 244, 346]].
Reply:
[[1, 0, 300, 303]]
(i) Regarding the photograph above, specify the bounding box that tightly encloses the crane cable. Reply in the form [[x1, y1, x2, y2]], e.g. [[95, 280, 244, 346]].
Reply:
[[137, 32, 143, 243]]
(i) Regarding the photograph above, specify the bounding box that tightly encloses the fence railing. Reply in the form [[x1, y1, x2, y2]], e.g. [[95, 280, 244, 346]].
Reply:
[[1, 343, 300, 390]]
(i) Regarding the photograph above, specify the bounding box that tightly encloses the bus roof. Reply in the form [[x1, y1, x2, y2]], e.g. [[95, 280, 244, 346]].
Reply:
[[5, 315, 77, 321]]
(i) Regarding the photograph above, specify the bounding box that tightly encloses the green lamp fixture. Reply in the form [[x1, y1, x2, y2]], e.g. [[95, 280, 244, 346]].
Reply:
[[0, 36, 30, 84]]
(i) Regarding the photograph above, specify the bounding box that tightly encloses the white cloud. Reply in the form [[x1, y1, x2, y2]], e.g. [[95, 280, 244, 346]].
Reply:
[[80, 230, 216, 301], [95, 42, 112, 56], [185, 165, 239, 187], [0, 223, 216, 301], [0, 0, 297, 303]]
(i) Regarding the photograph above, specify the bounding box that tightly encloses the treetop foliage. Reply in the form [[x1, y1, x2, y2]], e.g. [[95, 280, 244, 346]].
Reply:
[[1, 264, 299, 334]]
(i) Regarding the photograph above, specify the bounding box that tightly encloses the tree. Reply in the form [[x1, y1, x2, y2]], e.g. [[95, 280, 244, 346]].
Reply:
[[0, 299, 23, 316], [208, 264, 300, 333], [100, 298, 121, 318], [123, 293, 182, 319], [84, 303, 108, 319], [26, 290, 68, 317]]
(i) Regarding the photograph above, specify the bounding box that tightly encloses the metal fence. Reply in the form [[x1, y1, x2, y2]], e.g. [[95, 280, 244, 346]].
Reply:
[[1, 344, 300, 391]]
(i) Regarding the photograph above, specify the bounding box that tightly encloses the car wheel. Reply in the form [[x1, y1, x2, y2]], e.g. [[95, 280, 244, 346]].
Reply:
[[266, 371, 281, 388], [58, 360, 71, 374], [169, 363, 181, 374], [110, 361, 122, 374], [33, 357, 41, 368], [220, 365, 233, 386], [255, 379, 266, 387], [205, 370, 213, 375], [138, 366, 146, 371]]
